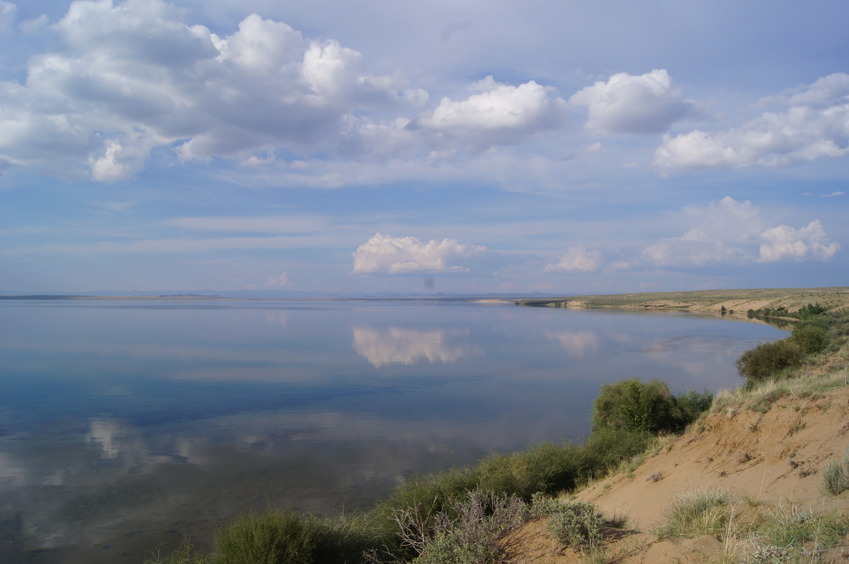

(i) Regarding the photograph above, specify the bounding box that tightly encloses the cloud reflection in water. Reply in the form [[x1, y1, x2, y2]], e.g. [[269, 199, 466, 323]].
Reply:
[[352, 326, 481, 367], [545, 330, 602, 359]]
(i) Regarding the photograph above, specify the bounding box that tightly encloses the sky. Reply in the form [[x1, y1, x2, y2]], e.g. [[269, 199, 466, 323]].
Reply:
[[0, 0, 847, 296]]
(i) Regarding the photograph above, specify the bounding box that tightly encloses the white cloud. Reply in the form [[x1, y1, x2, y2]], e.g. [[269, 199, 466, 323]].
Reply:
[[641, 228, 743, 266], [0, 0, 422, 180], [417, 76, 568, 147], [681, 196, 762, 240], [338, 116, 420, 158], [759, 220, 840, 262], [249, 272, 292, 289], [545, 245, 604, 272], [19, 14, 49, 33], [352, 233, 486, 274], [5, 1, 569, 181], [89, 131, 158, 182], [569, 69, 696, 135], [583, 142, 606, 154], [636, 196, 839, 267], [0, 2, 15, 33], [655, 73, 849, 171]]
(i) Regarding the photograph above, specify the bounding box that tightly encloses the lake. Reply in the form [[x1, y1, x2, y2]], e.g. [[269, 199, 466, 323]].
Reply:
[[0, 298, 786, 563]]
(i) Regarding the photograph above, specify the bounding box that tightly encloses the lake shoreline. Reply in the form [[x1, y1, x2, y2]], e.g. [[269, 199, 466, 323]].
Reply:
[[516, 286, 849, 319]]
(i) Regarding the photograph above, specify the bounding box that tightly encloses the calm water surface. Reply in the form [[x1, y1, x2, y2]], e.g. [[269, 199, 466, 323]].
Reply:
[[0, 299, 786, 563]]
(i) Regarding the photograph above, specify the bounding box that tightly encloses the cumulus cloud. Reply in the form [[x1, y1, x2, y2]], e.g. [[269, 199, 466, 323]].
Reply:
[[569, 69, 696, 134], [0, 0, 572, 181], [0, 0, 423, 180], [641, 227, 744, 266], [759, 220, 839, 262], [352, 233, 486, 274], [545, 245, 604, 273], [417, 76, 568, 147], [89, 131, 159, 182], [635, 196, 839, 267], [655, 73, 849, 171]]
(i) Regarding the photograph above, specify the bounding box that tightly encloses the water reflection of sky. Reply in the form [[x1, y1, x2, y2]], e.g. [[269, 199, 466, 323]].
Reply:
[[352, 326, 481, 366], [0, 300, 786, 563]]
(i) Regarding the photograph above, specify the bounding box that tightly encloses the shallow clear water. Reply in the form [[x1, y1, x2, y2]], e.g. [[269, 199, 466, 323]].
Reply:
[[0, 299, 785, 563]]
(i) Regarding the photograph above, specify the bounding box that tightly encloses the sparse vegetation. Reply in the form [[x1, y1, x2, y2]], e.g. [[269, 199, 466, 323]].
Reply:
[[735, 304, 846, 386], [545, 502, 603, 552], [745, 505, 849, 562], [147, 538, 209, 564], [822, 446, 849, 496], [658, 488, 732, 538], [399, 490, 527, 564]]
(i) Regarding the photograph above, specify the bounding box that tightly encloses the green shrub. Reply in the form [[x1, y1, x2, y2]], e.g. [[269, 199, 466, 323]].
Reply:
[[546, 502, 603, 552], [145, 538, 210, 564], [797, 302, 827, 319], [592, 379, 678, 434], [822, 447, 849, 496], [477, 442, 584, 499], [592, 379, 709, 435], [791, 322, 828, 355], [735, 340, 803, 383], [382, 468, 477, 516], [411, 490, 527, 564], [528, 493, 569, 518], [375, 467, 478, 554], [412, 531, 481, 564], [311, 512, 394, 563], [212, 509, 391, 564], [214, 509, 318, 564], [674, 390, 713, 425], [580, 428, 652, 480]]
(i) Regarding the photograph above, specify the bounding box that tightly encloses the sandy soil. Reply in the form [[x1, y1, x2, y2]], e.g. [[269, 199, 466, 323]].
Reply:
[[504, 287, 849, 563], [501, 384, 849, 563]]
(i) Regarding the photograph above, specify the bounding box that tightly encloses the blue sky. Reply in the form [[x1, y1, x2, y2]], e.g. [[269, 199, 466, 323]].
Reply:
[[0, 0, 847, 295]]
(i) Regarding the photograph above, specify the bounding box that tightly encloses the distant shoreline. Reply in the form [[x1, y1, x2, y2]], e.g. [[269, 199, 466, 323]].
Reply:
[[3, 288, 848, 315], [516, 286, 849, 319], [0, 294, 519, 303]]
